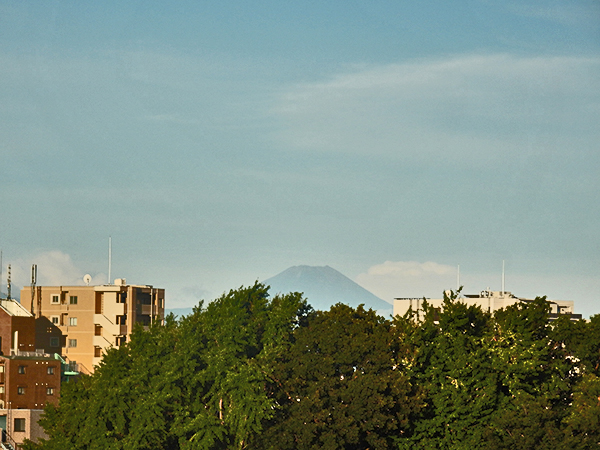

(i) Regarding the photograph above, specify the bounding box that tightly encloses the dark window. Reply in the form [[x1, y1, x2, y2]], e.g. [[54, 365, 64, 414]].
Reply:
[[14, 418, 25, 432], [47, 366, 55, 375], [50, 337, 60, 347], [46, 387, 54, 395], [17, 387, 25, 395], [69, 296, 78, 305], [18, 366, 26, 374]]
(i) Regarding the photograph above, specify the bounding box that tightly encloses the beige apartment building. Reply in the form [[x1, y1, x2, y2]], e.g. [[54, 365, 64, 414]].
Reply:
[[21, 279, 165, 373]]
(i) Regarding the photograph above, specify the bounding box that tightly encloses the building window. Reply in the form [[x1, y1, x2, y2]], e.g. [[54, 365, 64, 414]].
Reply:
[[46, 387, 54, 395], [94, 346, 102, 357], [51, 316, 59, 325], [14, 418, 25, 432], [50, 337, 60, 347], [0, 386, 5, 394], [47, 366, 55, 375], [68, 339, 77, 348], [69, 296, 78, 305], [69, 317, 77, 326], [51, 294, 59, 304], [0, 365, 4, 373], [17, 387, 25, 395], [18, 366, 26, 374]]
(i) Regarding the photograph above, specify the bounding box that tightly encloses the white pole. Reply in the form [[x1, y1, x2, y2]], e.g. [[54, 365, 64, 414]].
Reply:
[[108, 236, 112, 285], [501, 260, 505, 296]]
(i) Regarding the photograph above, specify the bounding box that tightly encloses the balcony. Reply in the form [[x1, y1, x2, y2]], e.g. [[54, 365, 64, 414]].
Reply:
[[93, 334, 113, 350], [93, 314, 121, 336]]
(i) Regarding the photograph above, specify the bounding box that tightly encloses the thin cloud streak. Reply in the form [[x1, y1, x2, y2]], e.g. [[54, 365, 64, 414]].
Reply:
[[271, 54, 600, 164]]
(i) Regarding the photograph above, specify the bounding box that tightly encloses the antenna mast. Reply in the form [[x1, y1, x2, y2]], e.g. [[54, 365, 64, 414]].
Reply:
[[30, 264, 37, 314], [7, 265, 11, 301], [108, 236, 112, 285], [501, 260, 505, 297]]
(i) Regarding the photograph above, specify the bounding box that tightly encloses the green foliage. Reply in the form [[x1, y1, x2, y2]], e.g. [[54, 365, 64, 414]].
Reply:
[[25, 285, 600, 450], [27, 283, 309, 450], [255, 304, 421, 450]]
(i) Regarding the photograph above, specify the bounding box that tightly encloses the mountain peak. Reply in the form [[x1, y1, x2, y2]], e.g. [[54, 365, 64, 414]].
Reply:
[[265, 265, 391, 315]]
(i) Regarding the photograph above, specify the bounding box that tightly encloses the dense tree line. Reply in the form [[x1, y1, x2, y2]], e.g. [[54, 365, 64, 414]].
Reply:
[[25, 284, 600, 450]]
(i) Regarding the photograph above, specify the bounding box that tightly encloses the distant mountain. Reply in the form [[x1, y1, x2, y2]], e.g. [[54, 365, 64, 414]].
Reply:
[[264, 265, 392, 315]]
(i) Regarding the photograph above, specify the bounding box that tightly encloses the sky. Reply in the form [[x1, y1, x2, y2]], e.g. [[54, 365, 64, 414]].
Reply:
[[1, 1, 599, 316]]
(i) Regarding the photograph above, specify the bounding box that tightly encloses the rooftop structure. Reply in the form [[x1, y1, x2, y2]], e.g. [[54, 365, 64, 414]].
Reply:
[[394, 289, 581, 321]]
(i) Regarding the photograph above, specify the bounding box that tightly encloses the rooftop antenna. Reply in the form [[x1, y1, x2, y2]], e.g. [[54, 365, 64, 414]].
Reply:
[[501, 260, 505, 297], [7, 264, 11, 301], [30, 264, 37, 314], [108, 236, 112, 285]]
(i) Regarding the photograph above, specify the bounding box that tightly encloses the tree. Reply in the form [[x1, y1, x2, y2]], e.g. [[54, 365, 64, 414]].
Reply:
[[398, 291, 498, 449], [26, 283, 309, 450], [255, 304, 422, 450]]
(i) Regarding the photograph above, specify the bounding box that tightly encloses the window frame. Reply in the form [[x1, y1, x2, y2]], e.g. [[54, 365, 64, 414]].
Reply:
[[17, 386, 25, 395], [69, 317, 77, 326], [51, 294, 59, 304], [69, 296, 78, 305], [68, 339, 77, 348]]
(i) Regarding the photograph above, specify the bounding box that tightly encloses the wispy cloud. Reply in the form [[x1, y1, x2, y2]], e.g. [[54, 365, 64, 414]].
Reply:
[[271, 54, 600, 165], [2, 251, 105, 294]]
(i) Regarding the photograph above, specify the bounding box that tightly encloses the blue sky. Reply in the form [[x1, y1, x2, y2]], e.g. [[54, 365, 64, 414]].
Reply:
[[1, 1, 599, 316]]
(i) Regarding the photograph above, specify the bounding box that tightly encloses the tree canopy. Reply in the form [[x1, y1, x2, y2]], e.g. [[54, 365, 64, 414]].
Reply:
[[25, 284, 600, 450]]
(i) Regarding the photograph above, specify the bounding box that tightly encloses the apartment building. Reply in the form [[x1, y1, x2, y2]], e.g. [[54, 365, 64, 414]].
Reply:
[[394, 289, 580, 321], [23, 279, 165, 373], [0, 298, 61, 449]]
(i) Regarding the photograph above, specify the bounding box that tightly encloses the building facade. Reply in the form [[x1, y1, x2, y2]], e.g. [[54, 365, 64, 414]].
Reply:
[[0, 298, 61, 448], [0, 409, 47, 448], [22, 279, 165, 373], [0, 299, 36, 357], [0, 355, 61, 410], [394, 289, 580, 320]]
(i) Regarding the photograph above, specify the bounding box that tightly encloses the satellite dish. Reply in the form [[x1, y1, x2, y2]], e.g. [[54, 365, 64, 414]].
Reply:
[[83, 274, 92, 286]]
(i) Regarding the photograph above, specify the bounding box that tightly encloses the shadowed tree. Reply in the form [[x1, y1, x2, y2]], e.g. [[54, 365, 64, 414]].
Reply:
[[255, 303, 422, 450]]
